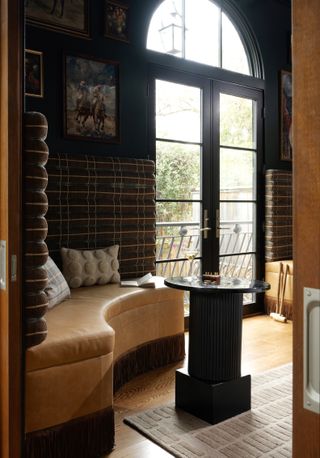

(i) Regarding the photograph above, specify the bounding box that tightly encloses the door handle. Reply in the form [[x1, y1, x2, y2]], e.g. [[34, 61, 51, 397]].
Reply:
[[201, 210, 211, 239], [216, 209, 221, 238]]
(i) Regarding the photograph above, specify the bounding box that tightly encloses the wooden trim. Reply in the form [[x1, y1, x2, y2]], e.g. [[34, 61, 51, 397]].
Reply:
[[0, 3, 10, 456], [292, 0, 320, 456], [0, 0, 23, 457]]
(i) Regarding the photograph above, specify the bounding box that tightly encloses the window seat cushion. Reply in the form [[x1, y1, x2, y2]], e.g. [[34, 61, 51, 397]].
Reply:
[[25, 277, 184, 433]]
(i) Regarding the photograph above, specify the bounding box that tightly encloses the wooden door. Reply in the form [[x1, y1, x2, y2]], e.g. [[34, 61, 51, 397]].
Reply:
[[0, 1, 23, 457], [293, 0, 320, 456]]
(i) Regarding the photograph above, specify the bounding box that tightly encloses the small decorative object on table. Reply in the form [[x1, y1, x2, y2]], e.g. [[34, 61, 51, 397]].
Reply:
[[202, 272, 220, 284], [184, 249, 198, 281]]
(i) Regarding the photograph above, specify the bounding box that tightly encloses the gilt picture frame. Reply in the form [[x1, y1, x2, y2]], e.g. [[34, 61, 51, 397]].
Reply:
[[64, 54, 120, 143], [26, 0, 90, 38], [104, 0, 129, 43], [280, 70, 292, 161], [25, 49, 44, 98]]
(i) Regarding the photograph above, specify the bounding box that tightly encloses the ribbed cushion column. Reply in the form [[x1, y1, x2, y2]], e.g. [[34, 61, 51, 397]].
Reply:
[[24, 112, 49, 348], [188, 292, 243, 383], [265, 169, 292, 262]]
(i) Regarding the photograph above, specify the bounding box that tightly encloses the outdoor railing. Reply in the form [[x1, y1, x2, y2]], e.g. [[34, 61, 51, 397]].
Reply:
[[156, 221, 254, 280]]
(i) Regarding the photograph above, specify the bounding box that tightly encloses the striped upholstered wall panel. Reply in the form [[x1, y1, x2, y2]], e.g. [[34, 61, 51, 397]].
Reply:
[[45, 153, 156, 279], [265, 169, 292, 262], [24, 112, 49, 348]]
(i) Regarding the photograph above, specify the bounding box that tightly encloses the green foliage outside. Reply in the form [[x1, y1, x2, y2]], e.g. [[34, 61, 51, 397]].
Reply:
[[156, 142, 200, 236], [156, 91, 256, 234]]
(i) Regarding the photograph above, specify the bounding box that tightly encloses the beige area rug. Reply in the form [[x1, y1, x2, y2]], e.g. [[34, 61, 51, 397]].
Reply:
[[124, 364, 292, 457]]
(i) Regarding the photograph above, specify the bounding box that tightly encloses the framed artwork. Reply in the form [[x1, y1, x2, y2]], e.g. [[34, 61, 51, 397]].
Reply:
[[25, 0, 89, 38], [25, 49, 44, 98], [64, 54, 119, 142], [280, 70, 292, 161], [105, 1, 129, 43]]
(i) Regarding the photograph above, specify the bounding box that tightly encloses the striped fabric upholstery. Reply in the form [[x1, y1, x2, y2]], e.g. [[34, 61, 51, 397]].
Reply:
[[24, 112, 49, 348], [45, 153, 156, 279], [265, 169, 292, 262]]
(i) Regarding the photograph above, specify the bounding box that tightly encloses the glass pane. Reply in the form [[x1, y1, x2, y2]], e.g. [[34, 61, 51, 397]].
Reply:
[[219, 202, 255, 254], [219, 253, 254, 280], [156, 141, 201, 200], [220, 148, 256, 200], [156, 259, 201, 279], [185, 0, 220, 67], [222, 13, 250, 75], [156, 201, 200, 261], [147, 0, 183, 57], [220, 93, 256, 149], [156, 80, 201, 143]]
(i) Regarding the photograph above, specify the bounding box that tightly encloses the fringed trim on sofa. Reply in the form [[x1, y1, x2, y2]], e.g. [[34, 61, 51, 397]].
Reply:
[[264, 296, 293, 321], [25, 406, 114, 458], [114, 333, 185, 392]]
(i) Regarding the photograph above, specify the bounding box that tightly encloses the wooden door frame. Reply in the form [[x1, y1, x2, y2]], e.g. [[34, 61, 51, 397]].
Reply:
[[0, 1, 319, 457], [292, 0, 320, 456], [0, 0, 24, 457]]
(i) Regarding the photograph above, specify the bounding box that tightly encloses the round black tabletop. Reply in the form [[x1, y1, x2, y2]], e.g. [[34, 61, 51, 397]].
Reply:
[[164, 276, 270, 294]]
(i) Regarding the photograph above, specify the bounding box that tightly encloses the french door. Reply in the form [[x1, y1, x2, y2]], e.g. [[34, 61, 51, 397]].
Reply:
[[150, 69, 263, 314]]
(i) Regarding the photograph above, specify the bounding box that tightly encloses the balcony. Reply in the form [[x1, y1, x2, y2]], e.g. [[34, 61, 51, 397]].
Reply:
[[156, 221, 254, 313], [156, 220, 253, 279]]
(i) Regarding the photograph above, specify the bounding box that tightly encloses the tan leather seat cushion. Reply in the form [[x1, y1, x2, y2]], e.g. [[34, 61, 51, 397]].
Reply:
[[26, 297, 115, 372], [25, 276, 184, 432], [71, 276, 184, 361], [26, 277, 183, 372], [71, 276, 181, 321]]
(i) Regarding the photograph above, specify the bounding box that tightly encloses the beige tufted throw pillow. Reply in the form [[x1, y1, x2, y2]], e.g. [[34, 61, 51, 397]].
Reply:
[[61, 245, 120, 288]]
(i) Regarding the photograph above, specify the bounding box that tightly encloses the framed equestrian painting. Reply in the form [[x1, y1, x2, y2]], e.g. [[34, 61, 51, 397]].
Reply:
[[25, 49, 44, 98], [64, 54, 120, 142], [25, 0, 90, 38], [280, 70, 292, 161], [104, 1, 129, 43]]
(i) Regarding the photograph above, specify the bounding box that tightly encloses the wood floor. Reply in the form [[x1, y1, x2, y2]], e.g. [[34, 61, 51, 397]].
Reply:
[[106, 315, 293, 458]]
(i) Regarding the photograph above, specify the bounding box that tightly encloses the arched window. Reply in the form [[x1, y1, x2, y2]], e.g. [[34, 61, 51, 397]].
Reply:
[[147, 0, 262, 77]]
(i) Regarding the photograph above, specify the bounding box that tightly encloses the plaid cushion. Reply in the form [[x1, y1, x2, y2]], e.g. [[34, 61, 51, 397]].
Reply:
[[45, 256, 71, 308], [45, 154, 156, 279], [265, 170, 292, 262]]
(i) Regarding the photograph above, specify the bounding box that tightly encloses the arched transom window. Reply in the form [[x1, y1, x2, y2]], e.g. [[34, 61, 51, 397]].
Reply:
[[147, 0, 253, 76]]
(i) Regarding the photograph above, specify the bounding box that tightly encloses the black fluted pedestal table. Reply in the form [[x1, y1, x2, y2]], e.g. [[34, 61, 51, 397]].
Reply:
[[164, 276, 270, 424]]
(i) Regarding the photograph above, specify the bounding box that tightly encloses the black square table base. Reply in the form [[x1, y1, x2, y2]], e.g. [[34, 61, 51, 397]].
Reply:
[[175, 368, 251, 425]]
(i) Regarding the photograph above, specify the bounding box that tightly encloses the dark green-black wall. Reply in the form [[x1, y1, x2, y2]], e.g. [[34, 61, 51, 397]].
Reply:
[[26, 0, 291, 169]]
